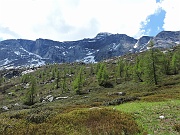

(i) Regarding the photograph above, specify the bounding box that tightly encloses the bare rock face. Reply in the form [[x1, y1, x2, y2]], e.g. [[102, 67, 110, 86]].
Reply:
[[153, 31, 180, 48], [134, 36, 153, 52], [0, 31, 180, 69]]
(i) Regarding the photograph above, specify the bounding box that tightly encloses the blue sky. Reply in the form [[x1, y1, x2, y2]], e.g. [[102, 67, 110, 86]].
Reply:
[[0, 0, 180, 41], [140, 7, 166, 36], [140, 0, 166, 36]]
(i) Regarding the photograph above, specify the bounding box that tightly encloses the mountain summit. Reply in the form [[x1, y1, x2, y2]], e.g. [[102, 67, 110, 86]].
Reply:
[[0, 31, 180, 69]]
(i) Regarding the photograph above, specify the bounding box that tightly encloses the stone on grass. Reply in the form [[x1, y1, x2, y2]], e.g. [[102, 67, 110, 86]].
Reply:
[[159, 115, 165, 119], [117, 92, 126, 96], [55, 96, 68, 100], [2, 106, 9, 111], [48, 96, 54, 102], [41, 95, 54, 102], [14, 103, 20, 106]]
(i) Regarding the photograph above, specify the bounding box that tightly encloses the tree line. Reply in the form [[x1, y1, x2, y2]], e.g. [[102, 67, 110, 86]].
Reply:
[[20, 42, 180, 105]]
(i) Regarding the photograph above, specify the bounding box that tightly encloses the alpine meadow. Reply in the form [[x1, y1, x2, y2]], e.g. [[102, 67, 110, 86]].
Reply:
[[0, 40, 180, 134]]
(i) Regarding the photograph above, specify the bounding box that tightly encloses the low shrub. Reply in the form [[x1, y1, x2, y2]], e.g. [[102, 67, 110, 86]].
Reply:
[[174, 124, 180, 132], [0, 108, 141, 135], [104, 96, 140, 106]]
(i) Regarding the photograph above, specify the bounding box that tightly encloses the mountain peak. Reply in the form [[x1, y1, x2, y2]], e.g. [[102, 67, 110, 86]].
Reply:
[[155, 31, 180, 39], [0, 30, 180, 69], [95, 32, 112, 38]]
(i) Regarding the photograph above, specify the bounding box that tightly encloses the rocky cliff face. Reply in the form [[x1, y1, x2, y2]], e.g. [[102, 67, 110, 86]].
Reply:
[[0, 31, 180, 69], [153, 31, 180, 48], [134, 36, 153, 52]]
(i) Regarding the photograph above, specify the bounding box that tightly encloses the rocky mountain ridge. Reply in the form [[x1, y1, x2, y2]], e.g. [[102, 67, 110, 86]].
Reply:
[[0, 31, 180, 69]]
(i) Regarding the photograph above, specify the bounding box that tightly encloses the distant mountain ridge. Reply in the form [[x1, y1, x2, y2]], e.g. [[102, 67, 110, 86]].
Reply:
[[0, 31, 180, 69]]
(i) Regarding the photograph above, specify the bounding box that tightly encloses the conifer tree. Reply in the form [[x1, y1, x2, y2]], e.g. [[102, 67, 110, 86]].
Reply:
[[144, 40, 160, 85], [116, 59, 124, 78], [0, 74, 4, 86], [133, 56, 144, 82], [73, 67, 84, 94], [55, 70, 60, 89], [52, 69, 55, 80], [0, 78, 2, 86], [160, 52, 171, 75], [171, 52, 180, 74], [21, 74, 30, 83], [89, 65, 94, 75], [95, 63, 99, 74], [61, 69, 67, 93], [62, 77, 67, 93], [42, 73, 45, 82], [97, 63, 109, 86], [24, 76, 36, 105], [123, 61, 131, 81]]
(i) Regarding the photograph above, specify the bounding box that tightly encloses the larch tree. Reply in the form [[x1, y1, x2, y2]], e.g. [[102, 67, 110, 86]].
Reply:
[[61, 69, 67, 93], [171, 52, 180, 74], [133, 56, 144, 82], [123, 61, 131, 81], [73, 67, 84, 94], [55, 70, 60, 89], [97, 63, 109, 86], [144, 40, 159, 85], [161, 52, 171, 75], [24, 75, 37, 105], [116, 59, 124, 78]]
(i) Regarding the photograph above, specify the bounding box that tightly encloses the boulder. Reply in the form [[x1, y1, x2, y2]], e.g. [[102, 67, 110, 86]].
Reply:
[[8, 92, 15, 96], [48, 96, 54, 102], [41, 95, 54, 103], [14, 103, 20, 106], [159, 115, 165, 119], [2, 106, 9, 111], [55, 96, 68, 100], [117, 92, 126, 96]]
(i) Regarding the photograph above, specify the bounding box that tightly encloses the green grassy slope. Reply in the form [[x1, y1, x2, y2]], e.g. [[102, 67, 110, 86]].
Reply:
[[0, 45, 180, 135]]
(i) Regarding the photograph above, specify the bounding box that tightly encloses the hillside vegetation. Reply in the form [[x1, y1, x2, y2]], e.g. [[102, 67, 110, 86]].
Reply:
[[0, 43, 180, 135]]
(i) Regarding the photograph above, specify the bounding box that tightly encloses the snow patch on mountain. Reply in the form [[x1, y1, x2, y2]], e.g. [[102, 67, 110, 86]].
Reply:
[[0, 48, 5, 50], [20, 47, 43, 59], [68, 46, 75, 49], [28, 58, 45, 67], [83, 56, 96, 63], [112, 43, 120, 50], [22, 69, 36, 75], [55, 46, 60, 49], [134, 42, 138, 48], [0, 58, 12, 66], [63, 52, 68, 56], [14, 51, 20, 55], [175, 41, 180, 44], [87, 52, 93, 56]]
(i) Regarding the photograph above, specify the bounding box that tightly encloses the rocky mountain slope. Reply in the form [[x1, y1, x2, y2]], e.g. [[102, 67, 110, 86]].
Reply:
[[0, 31, 180, 69]]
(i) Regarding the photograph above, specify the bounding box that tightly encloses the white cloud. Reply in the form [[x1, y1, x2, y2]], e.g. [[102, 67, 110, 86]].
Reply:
[[0, 0, 169, 41], [0, 25, 20, 39], [160, 0, 180, 31]]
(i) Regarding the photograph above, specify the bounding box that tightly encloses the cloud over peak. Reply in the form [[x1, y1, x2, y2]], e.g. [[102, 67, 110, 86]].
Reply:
[[0, 0, 179, 41]]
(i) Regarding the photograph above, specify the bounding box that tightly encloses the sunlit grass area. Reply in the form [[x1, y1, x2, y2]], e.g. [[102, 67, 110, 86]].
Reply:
[[114, 100, 180, 135]]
